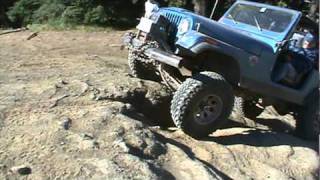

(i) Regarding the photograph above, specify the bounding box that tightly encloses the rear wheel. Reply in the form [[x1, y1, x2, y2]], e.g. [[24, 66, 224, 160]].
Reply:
[[234, 97, 264, 119], [295, 90, 319, 140], [171, 72, 234, 138]]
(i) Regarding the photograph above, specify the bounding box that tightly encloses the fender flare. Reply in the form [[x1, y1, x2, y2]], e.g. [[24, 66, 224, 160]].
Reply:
[[175, 31, 241, 85]]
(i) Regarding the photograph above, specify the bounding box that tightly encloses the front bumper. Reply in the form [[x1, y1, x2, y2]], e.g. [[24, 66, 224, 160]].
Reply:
[[144, 48, 183, 68]]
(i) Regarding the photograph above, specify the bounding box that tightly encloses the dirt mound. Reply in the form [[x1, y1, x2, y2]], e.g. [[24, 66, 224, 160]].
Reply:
[[0, 31, 318, 179]]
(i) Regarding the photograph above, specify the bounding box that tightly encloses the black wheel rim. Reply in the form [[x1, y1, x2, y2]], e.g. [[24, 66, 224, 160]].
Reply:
[[193, 94, 223, 125]]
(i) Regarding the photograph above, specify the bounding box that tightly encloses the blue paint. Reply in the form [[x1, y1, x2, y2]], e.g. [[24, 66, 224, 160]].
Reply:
[[157, 0, 301, 54]]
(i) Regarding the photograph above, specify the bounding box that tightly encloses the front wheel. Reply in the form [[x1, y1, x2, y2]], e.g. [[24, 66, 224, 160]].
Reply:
[[295, 90, 319, 140], [128, 49, 159, 81], [170, 72, 234, 138]]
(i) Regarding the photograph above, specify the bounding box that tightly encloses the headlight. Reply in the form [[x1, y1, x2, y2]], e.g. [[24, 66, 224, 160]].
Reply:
[[177, 19, 191, 35]]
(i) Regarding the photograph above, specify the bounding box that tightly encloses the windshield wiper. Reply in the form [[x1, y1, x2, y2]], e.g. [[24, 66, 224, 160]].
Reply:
[[253, 16, 262, 31], [228, 14, 238, 24]]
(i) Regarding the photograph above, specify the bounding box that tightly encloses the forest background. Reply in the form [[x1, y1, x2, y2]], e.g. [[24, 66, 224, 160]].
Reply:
[[0, 0, 318, 29]]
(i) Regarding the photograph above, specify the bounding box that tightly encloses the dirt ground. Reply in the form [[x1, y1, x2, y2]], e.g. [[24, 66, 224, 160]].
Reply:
[[0, 30, 318, 180]]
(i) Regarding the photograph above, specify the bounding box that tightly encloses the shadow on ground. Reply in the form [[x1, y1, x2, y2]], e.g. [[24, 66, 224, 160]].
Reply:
[[122, 91, 317, 150], [207, 129, 317, 150], [153, 131, 233, 180]]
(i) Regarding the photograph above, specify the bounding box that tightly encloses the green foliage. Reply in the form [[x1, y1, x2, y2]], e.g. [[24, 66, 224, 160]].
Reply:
[[1, 0, 317, 29], [32, 1, 66, 23], [168, 0, 185, 7], [61, 6, 85, 24], [0, 0, 16, 27], [7, 0, 41, 26], [84, 6, 108, 25], [5, 0, 142, 27], [276, 1, 289, 7]]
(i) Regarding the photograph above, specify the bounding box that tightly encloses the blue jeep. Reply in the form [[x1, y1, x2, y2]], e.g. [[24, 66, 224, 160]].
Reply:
[[123, 0, 319, 139]]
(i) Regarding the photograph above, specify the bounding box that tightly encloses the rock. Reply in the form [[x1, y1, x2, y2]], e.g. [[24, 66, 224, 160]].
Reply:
[[79, 140, 99, 150], [116, 154, 158, 179], [79, 81, 90, 95], [88, 159, 126, 179], [101, 107, 118, 121], [113, 139, 130, 153], [10, 165, 32, 175], [119, 103, 134, 114], [55, 80, 68, 89], [81, 133, 94, 140], [93, 88, 123, 101], [1, 31, 318, 180], [60, 80, 68, 85], [60, 117, 72, 130], [90, 93, 97, 100], [163, 144, 223, 180], [0, 164, 6, 170]]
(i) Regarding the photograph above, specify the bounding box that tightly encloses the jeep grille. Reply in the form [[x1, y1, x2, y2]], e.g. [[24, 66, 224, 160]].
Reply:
[[164, 13, 183, 44], [165, 13, 183, 27]]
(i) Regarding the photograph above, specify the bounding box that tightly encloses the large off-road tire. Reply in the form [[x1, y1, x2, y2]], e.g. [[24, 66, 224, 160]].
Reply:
[[273, 104, 289, 116], [128, 50, 159, 81], [170, 72, 234, 138], [295, 89, 319, 140], [234, 97, 264, 120]]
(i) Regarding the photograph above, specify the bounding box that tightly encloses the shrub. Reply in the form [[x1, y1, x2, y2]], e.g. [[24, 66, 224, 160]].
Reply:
[[61, 6, 84, 25], [168, 0, 185, 7], [7, 0, 41, 26], [4, 0, 301, 29], [32, 1, 66, 24], [84, 5, 108, 25]]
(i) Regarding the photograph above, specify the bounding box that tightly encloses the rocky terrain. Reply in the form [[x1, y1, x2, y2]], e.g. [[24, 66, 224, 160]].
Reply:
[[0, 30, 318, 180]]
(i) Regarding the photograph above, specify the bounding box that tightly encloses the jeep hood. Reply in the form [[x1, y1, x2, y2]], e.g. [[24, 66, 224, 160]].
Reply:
[[160, 8, 276, 55], [192, 15, 275, 55]]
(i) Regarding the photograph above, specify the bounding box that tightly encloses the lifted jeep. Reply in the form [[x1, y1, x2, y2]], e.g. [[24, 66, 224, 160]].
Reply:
[[123, 0, 319, 139]]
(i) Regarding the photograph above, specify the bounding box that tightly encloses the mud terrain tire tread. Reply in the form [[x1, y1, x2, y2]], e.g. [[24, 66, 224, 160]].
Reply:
[[128, 50, 158, 81], [234, 97, 263, 120], [128, 50, 146, 78], [171, 71, 234, 138], [296, 89, 319, 140]]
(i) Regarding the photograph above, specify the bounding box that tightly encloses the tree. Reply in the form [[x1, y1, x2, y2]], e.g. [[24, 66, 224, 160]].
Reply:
[[0, 0, 17, 27], [6, 0, 41, 27], [308, 0, 319, 22]]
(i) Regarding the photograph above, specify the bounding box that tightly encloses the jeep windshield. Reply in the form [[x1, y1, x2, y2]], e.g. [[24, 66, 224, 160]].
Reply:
[[225, 3, 294, 33]]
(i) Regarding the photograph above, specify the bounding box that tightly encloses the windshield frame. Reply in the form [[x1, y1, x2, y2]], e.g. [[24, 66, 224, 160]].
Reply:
[[219, 1, 302, 42]]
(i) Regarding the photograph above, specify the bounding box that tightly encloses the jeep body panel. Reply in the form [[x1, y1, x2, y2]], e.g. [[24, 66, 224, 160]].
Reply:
[[159, 1, 302, 53], [175, 22, 274, 56], [159, 7, 274, 55], [175, 30, 318, 105], [158, 2, 313, 105]]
